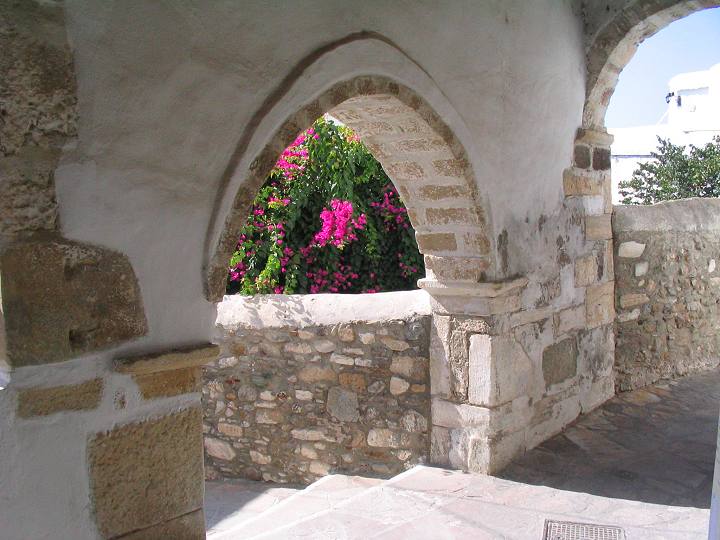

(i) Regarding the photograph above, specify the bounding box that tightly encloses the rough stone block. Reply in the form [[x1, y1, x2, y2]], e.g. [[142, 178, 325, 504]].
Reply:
[[338, 372, 366, 393], [423, 255, 489, 281], [16, 378, 103, 418], [204, 437, 236, 460], [542, 338, 578, 387], [586, 281, 615, 328], [585, 214, 612, 240], [379, 336, 410, 351], [88, 407, 203, 539], [385, 161, 425, 180], [133, 367, 200, 400], [367, 428, 410, 448], [418, 185, 470, 201], [573, 145, 591, 169], [574, 254, 599, 287], [390, 376, 410, 395], [592, 147, 611, 170], [468, 334, 531, 407], [562, 169, 604, 196], [555, 305, 586, 335], [432, 159, 468, 177], [1, 236, 147, 367], [326, 386, 359, 422], [635, 261, 649, 277], [390, 356, 426, 381], [431, 398, 489, 430], [619, 293, 649, 309], [415, 232, 457, 253], [430, 426, 451, 466], [425, 208, 476, 225], [298, 365, 336, 384], [117, 509, 205, 540], [618, 241, 646, 258]]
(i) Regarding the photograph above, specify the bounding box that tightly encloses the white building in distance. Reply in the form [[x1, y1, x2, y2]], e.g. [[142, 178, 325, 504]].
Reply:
[[609, 62, 720, 202]]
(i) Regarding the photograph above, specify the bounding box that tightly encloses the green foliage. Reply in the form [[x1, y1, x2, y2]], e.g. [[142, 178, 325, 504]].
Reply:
[[619, 136, 720, 205], [227, 117, 424, 295]]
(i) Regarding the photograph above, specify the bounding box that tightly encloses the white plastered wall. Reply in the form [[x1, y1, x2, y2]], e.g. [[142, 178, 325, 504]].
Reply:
[[1, 1, 587, 538]]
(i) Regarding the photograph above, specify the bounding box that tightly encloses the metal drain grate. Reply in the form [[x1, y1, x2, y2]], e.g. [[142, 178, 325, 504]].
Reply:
[[543, 520, 626, 540]]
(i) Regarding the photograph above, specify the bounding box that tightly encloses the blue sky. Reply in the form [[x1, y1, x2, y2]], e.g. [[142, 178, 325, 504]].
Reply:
[[606, 7, 720, 128]]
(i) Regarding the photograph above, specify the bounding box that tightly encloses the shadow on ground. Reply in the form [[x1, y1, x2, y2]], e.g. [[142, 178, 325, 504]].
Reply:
[[500, 369, 720, 508], [205, 479, 300, 533]]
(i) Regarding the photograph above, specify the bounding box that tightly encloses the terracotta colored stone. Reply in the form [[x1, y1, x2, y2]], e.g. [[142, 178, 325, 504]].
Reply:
[[563, 169, 603, 196], [574, 254, 599, 287], [416, 232, 457, 253], [1, 236, 147, 367], [432, 158, 467, 177], [586, 281, 615, 328], [339, 372, 367, 393], [88, 407, 203, 539], [16, 378, 103, 418], [418, 185, 470, 201], [585, 214, 612, 241], [115, 344, 219, 374], [425, 208, 476, 225], [132, 367, 200, 400]]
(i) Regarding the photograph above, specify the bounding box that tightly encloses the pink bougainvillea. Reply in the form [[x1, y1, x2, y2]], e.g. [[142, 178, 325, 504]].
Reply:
[[226, 117, 424, 296]]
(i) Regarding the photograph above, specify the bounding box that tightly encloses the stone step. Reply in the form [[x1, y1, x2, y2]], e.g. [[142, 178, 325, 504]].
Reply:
[[204, 479, 301, 537], [209, 474, 384, 539], [247, 465, 710, 540]]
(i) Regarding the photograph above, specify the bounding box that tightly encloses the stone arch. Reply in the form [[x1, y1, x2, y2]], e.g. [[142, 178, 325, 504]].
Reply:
[[583, 0, 720, 130], [204, 71, 494, 301]]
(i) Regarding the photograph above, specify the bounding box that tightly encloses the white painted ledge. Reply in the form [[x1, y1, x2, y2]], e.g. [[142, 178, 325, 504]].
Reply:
[[216, 290, 432, 330]]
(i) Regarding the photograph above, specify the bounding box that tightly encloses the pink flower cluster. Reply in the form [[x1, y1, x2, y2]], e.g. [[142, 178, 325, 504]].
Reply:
[[313, 199, 366, 248], [274, 129, 318, 179], [306, 264, 360, 293], [370, 185, 409, 231]]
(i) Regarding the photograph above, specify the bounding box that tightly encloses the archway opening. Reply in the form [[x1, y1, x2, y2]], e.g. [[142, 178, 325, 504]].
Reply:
[[202, 78, 491, 536]]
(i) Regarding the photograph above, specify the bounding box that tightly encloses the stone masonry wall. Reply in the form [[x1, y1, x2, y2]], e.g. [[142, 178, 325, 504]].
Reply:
[[203, 291, 432, 485], [613, 199, 720, 391]]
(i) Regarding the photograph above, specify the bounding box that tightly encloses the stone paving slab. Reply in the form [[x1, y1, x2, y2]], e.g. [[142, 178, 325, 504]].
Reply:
[[210, 474, 382, 539], [249, 466, 709, 539], [204, 478, 300, 535], [502, 369, 720, 508]]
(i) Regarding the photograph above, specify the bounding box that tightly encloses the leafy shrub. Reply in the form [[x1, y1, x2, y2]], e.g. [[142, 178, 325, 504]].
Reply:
[[226, 117, 424, 295], [619, 136, 720, 205]]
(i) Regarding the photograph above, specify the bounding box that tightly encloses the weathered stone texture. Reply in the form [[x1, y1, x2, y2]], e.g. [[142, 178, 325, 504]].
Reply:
[[0, 0, 78, 240], [133, 367, 201, 400], [116, 509, 205, 540], [542, 338, 578, 387], [16, 378, 103, 418], [88, 407, 204, 539], [203, 315, 431, 485], [613, 201, 720, 391], [1, 236, 147, 366]]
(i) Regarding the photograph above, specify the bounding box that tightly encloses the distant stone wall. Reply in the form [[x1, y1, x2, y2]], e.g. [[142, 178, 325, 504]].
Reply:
[[203, 291, 432, 485], [613, 199, 720, 391]]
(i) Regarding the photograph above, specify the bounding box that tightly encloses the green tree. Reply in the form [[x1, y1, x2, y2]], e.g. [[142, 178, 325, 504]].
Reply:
[[618, 136, 720, 205]]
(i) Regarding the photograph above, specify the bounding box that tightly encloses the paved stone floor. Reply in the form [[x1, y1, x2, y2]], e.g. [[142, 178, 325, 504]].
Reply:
[[205, 478, 300, 535], [501, 369, 720, 508], [205, 370, 719, 538]]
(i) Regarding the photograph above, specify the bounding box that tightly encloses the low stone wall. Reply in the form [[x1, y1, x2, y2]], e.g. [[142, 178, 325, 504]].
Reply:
[[613, 199, 720, 391], [203, 291, 432, 484]]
